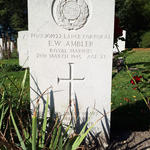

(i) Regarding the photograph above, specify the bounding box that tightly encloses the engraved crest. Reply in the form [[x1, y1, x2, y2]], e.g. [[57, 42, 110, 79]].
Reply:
[[53, 0, 89, 30]]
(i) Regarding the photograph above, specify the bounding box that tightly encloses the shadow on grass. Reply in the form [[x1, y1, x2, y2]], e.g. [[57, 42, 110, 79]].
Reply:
[[111, 100, 150, 131], [108, 100, 150, 149]]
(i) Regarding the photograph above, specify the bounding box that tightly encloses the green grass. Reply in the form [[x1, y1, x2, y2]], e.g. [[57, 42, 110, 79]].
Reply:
[[0, 57, 30, 109], [112, 70, 141, 109], [126, 50, 150, 64], [111, 50, 150, 130], [112, 50, 150, 109]]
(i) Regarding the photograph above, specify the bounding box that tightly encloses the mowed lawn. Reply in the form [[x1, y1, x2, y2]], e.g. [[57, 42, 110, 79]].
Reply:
[[111, 50, 150, 130], [112, 50, 150, 110], [0, 57, 30, 105]]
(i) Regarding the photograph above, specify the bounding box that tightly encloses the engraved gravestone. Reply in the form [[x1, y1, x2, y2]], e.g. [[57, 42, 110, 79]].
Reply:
[[28, 0, 115, 142], [17, 31, 29, 68], [53, 0, 89, 30]]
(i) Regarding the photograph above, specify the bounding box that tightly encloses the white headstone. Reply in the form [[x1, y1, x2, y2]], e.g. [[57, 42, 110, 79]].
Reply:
[[10, 41, 14, 52], [113, 30, 126, 53], [17, 31, 29, 68], [28, 0, 115, 143], [0, 38, 2, 47]]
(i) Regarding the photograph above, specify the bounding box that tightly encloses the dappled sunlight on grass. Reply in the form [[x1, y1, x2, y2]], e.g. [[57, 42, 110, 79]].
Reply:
[[111, 50, 150, 131], [112, 50, 150, 110]]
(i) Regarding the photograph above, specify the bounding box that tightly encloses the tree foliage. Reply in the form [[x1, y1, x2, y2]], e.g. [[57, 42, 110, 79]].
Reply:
[[0, 0, 27, 32], [116, 0, 150, 48], [140, 31, 150, 48], [0, 0, 150, 48], [0, 0, 27, 59]]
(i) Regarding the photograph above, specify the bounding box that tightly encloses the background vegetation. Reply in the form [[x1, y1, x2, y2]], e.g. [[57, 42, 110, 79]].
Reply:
[[116, 0, 150, 48], [0, 0, 27, 33], [0, 0, 150, 47], [140, 31, 150, 48]]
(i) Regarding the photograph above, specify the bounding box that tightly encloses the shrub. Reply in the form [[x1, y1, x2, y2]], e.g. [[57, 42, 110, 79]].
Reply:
[[140, 31, 150, 48]]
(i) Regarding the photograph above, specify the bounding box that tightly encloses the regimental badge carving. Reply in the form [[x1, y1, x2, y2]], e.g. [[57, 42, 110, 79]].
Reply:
[[52, 0, 89, 30]]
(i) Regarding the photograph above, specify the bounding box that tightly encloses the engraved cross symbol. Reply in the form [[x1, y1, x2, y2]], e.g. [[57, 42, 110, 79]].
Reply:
[[57, 63, 85, 106]]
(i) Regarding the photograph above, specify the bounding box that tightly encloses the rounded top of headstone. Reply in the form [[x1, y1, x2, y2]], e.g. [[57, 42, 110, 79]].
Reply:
[[52, 0, 89, 30]]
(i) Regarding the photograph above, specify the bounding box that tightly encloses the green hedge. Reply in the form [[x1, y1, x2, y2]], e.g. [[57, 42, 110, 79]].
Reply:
[[140, 31, 150, 48]]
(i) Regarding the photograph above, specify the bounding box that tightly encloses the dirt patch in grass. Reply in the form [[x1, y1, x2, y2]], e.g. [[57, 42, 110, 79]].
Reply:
[[132, 48, 150, 51]]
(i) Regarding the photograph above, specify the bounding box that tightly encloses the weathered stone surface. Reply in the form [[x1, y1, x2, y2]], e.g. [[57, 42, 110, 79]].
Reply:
[[17, 31, 29, 68], [28, 0, 115, 142]]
